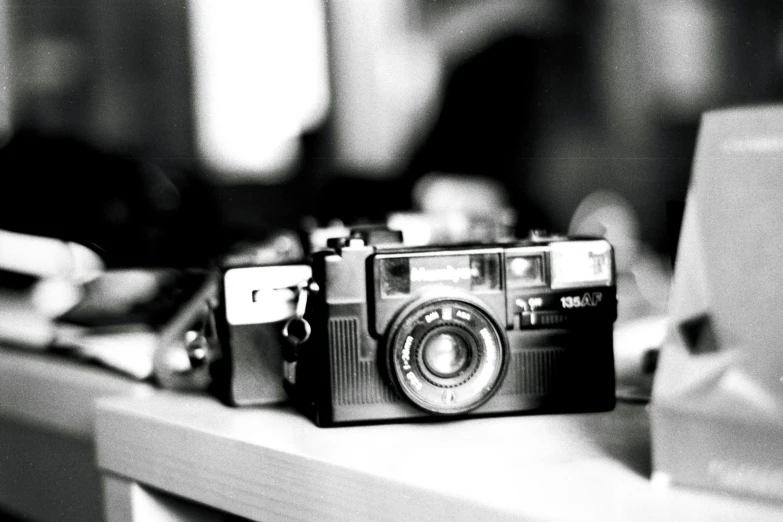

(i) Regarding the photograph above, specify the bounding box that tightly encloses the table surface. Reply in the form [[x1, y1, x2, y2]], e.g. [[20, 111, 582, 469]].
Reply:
[[96, 391, 783, 522], [0, 347, 153, 521], [0, 347, 152, 440]]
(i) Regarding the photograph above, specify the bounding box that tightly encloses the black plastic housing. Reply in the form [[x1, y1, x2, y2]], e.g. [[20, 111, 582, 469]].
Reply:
[[288, 235, 617, 427]]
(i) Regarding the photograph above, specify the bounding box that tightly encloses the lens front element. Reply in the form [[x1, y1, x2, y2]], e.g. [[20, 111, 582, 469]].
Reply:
[[421, 331, 470, 378], [387, 298, 507, 415]]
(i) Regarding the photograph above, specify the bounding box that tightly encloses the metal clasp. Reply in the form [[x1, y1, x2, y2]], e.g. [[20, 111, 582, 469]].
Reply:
[[183, 297, 219, 370], [282, 279, 319, 346]]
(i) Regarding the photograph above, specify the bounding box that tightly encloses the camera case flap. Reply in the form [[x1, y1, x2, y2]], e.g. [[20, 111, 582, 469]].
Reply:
[[212, 264, 312, 406]]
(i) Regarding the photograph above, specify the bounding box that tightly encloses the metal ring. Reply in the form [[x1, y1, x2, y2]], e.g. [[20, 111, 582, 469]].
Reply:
[[282, 317, 312, 346]]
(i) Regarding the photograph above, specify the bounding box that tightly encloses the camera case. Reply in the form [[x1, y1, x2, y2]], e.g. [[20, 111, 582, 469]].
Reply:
[[211, 263, 312, 406], [286, 229, 618, 427]]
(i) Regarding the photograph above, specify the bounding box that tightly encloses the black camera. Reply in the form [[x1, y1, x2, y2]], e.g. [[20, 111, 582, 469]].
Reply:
[[286, 229, 617, 427]]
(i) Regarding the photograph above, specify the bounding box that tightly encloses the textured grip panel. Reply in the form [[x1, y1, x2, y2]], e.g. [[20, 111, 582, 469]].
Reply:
[[498, 348, 565, 396], [328, 317, 398, 406]]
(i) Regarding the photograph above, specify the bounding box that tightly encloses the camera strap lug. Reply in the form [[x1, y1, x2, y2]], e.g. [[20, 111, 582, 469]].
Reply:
[[282, 279, 319, 347], [183, 298, 219, 370]]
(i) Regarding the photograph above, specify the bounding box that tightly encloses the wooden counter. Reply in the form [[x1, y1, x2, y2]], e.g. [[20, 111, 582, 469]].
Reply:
[[0, 348, 152, 521], [96, 391, 783, 521]]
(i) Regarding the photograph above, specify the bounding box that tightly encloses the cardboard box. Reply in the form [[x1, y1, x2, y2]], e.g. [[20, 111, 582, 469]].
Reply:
[[651, 105, 783, 502]]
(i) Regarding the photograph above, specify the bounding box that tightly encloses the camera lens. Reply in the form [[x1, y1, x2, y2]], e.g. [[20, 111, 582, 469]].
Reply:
[[421, 331, 470, 378], [386, 297, 507, 415]]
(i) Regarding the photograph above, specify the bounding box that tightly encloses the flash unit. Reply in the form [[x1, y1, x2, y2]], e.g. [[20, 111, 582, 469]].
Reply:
[[550, 240, 614, 289]]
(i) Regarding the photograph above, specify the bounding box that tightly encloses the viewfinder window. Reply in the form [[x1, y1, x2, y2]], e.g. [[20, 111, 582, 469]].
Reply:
[[380, 257, 410, 297]]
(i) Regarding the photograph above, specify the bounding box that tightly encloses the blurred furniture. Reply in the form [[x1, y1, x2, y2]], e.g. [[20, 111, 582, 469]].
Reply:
[[0, 348, 152, 521], [96, 392, 783, 521]]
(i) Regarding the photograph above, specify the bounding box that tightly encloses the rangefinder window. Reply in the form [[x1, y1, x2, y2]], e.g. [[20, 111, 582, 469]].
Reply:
[[506, 254, 545, 288], [380, 257, 411, 297]]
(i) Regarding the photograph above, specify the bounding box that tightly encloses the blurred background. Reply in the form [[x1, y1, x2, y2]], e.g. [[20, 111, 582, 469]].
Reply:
[[0, 0, 783, 519], [3, 4, 783, 518], [1, 0, 783, 260]]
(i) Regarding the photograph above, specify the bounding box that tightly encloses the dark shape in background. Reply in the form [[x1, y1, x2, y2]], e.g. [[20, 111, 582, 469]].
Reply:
[[0, 130, 222, 268], [404, 34, 551, 235]]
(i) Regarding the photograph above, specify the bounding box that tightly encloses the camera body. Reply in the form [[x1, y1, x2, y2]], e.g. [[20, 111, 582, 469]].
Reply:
[[287, 230, 617, 427]]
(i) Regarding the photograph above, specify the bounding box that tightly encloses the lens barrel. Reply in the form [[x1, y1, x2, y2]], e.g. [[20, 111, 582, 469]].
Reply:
[[386, 296, 507, 415]]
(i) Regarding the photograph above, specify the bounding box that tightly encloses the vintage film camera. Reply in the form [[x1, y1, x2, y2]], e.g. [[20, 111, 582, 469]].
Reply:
[[285, 229, 617, 427]]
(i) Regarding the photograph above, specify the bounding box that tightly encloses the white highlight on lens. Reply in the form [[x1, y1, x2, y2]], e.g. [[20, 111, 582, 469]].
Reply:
[[423, 333, 467, 377], [480, 328, 495, 363]]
